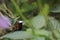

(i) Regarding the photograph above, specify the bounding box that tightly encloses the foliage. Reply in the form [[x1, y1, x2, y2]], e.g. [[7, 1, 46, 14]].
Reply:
[[0, 0, 60, 40]]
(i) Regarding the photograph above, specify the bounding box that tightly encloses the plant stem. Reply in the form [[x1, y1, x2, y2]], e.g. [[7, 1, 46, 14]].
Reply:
[[11, 0, 36, 35]]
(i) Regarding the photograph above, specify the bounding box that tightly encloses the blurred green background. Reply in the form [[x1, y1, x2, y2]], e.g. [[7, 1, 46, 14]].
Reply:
[[0, 0, 60, 40]]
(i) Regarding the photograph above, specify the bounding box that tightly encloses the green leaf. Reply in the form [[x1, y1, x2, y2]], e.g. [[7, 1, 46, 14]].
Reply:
[[26, 28, 50, 37], [32, 36, 45, 40], [35, 30, 51, 37], [1, 31, 32, 39], [11, 17, 20, 25], [48, 17, 60, 32], [31, 15, 46, 29], [50, 4, 60, 13], [53, 30, 60, 39]]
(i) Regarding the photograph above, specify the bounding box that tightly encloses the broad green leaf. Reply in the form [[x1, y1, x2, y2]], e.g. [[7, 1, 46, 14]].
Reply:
[[48, 17, 60, 32], [35, 30, 51, 37], [31, 15, 46, 29], [32, 36, 45, 40], [53, 30, 60, 39], [1, 31, 32, 39], [26, 28, 32, 33], [26, 29, 50, 37], [50, 4, 60, 13]]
